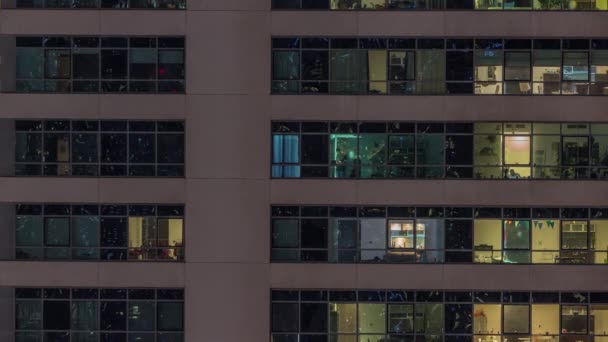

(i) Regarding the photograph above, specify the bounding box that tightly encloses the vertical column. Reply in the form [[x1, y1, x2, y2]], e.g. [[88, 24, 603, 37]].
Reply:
[[0, 37, 16, 93], [0, 204, 15, 260], [184, 2, 272, 341], [0, 288, 14, 342], [0, 119, 15, 177]]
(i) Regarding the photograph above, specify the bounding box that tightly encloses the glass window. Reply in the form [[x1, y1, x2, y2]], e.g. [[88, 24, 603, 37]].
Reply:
[[128, 217, 157, 260], [273, 219, 299, 248], [330, 303, 357, 333], [591, 133, 608, 167], [17, 48, 44, 79], [504, 135, 531, 179], [71, 301, 98, 331], [130, 49, 156, 79], [129, 133, 155, 163], [330, 134, 358, 178], [15, 132, 42, 163], [157, 302, 183, 331], [417, 134, 444, 165], [533, 135, 560, 179], [157, 218, 183, 260], [329, 218, 358, 263], [532, 51, 561, 95], [474, 304, 501, 334], [503, 305, 530, 334], [416, 304, 443, 334], [72, 132, 98, 166], [561, 306, 587, 334], [17, 288, 184, 340], [590, 305, 608, 335], [101, 217, 127, 247], [388, 135, 415, 169], [505, 52, 531, 81], [475, 50, 503, 95], [159, 50, 184, 79], [302, 134, 329, 166], [562, 221, 588, 250], [359, 134, 386, 178], [100, 301, 126, 330], [330, 49, 367, 94], [272, 134, 300, 178], [45, 218, 70, 247], [368, 50, 387, 94], [503, 220, 530, 249], [157, 133, 184, 165], [273, 51, 300, 93], [273, 303, 299, 332], [474, 220, 502, 263], [101, 49, 128, 81], [301, 218, 328, 261], [45, 50, 71, 79], [474, 134, 502, 179], [302, 50, 329, 82], [127, 301, 154, 331], [532, 304, 559, 335], [16, 215, 43, 247], [359, 303, 386, 333], [16, 301, 42, 330], [72, 217, 100, 248], [73, 49, 99, 80], [562, 136, 589, 176], [389, 51, 415, 81], [591, 220, 608, 264], [301, 303, 328, 332], [44, 301, 70, 330], [388, 304, 414, 333], [416, 50, 446, 95], [17, 119, 184, 177], [360, 218, 387, 262], [591, 51, 608, 95], [389, 220, 415, 249], [563, 52, 589, 81], [416, 219, 445, 263], [532, 219, 559, 264]]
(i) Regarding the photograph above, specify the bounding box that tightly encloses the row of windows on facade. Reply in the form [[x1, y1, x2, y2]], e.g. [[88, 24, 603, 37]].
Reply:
[[16, 37, 185, 93], [271, 290, 608, 342], [15, 288, 183, 342], [14, 204, 184, 261], [16, 0, 184, 8], [271, 205, 608, 264], [272, 37, 608, 95], [273, 0, 608, 10], [15, 120, 185, 177], [272, 121, 608, 179]]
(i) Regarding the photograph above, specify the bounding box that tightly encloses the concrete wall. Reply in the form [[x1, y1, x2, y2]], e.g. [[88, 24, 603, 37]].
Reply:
[[0, 3, 607, 342], [0, 37, 15, 93], [0, 288, 13, 342], [0, 119, 14, 177], [0, 204, 14, 261]]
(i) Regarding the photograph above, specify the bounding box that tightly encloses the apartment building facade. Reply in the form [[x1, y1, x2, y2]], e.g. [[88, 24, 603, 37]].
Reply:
[[0, 0, 607, 341]]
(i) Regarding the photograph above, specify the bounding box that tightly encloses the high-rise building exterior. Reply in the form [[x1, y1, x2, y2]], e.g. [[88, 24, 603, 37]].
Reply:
[[1, 0, 608, 342]]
